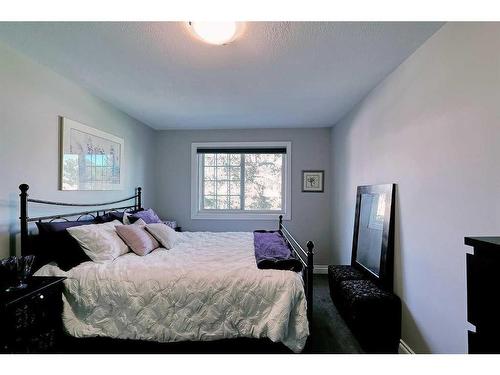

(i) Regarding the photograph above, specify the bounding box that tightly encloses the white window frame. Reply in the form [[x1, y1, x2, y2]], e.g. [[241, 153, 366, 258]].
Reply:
[[191, 141, 292, 220]]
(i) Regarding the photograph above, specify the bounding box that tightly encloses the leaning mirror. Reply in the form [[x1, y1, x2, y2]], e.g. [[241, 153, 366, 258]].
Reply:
[[351, 184, 395, 289]]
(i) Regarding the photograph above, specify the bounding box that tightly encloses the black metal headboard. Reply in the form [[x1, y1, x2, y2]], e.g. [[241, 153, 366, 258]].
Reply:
[[19, 184, 142, 256]]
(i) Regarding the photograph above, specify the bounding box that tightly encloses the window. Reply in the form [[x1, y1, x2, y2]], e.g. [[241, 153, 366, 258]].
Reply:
[[191, 142, 291, 220]]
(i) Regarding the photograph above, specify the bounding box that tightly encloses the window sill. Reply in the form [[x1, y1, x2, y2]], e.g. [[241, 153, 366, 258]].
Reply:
[[191, 212, 290, 220]]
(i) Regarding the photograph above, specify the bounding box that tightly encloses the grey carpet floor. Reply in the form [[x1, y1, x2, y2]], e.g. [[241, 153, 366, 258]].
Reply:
[[307, 274, 363, 353]]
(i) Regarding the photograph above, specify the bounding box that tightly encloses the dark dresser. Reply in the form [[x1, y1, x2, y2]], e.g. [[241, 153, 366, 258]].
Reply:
[[0, 276, 66, 353], [464, 237, 500, 353]]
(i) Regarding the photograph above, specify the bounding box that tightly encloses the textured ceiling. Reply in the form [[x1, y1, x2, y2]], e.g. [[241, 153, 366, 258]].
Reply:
[[0, 22, 443, 129]]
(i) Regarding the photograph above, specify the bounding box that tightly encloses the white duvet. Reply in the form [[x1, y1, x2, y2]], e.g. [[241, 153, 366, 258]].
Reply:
[[35, 231, 309, 352]]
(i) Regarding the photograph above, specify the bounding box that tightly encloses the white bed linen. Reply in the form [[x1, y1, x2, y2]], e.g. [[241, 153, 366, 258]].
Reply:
[[35, 231, 309, 352]]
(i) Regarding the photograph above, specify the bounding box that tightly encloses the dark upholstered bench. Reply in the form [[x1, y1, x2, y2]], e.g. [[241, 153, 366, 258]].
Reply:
[[328, 265, 366, 305], [328, 265, 401, 353]]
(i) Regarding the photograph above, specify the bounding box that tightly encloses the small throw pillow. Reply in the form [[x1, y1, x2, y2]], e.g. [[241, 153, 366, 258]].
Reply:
[[119, 209, 144, 224], [163, 220, 177, 230], [145, 223, 178, 250], [128, 208, 162, 224], [115, 221, 160, 256], [67, 220, 128, 263], [123, 212, 132, 225]]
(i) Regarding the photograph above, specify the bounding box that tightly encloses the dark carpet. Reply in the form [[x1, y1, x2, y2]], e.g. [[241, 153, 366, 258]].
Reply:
[[61, 275, 362, 354], [306, 274, 363, 353]]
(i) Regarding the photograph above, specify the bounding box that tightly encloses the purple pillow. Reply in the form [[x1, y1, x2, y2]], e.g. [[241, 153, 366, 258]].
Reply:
[[36, 220, 95, 271], [129, 208, 162, 224], [37, 219, 96, 232], [163, 220, 177, 230], [96, 211, 124, 223], [115, 224, 160, 256], [97, 209, 143, 224]]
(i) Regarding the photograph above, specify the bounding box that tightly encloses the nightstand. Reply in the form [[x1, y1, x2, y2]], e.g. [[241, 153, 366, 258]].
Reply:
[[0, 276, 66, 353], [175, 226, 182, 232]]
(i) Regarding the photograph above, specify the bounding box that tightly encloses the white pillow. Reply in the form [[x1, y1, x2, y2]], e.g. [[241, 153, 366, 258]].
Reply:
[[123, 212, 132, 225], [145, 223, 178, 250], [67, 220, 128, 262]]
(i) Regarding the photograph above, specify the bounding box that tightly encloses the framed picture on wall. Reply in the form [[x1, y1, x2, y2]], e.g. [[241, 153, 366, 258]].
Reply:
[[302, 170, 324, 193], [60, 117, 124, 191]]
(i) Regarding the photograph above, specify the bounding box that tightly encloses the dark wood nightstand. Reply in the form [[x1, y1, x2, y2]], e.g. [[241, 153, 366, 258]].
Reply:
[[175, 226, 182, 232], [0, 276, 66, 353]]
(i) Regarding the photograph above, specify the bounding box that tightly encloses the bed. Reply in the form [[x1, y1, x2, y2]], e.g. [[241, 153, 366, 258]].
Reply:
[[18, 184, 314, 353]]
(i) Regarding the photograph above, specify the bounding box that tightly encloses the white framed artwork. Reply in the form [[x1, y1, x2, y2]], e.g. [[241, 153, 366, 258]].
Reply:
[[60, 117, 124, 191]]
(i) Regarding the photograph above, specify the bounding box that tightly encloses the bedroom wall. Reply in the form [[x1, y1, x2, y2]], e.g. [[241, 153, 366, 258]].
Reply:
[[0, 41, 157, 259], [330, 22, 500, 353], [154, 128, 333, 265]]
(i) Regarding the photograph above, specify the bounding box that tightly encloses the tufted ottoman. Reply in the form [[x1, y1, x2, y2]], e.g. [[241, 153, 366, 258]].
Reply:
[[327, 265, 367, 305], [335, 279, 401, 353]]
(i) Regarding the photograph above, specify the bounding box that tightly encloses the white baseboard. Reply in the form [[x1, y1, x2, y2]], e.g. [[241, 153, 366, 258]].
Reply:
[[313, 264, 329, 274], [398, 339, 415, 354]]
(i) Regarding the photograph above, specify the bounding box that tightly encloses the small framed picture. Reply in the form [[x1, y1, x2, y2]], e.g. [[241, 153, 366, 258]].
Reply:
[[302, 170, 324, 193]]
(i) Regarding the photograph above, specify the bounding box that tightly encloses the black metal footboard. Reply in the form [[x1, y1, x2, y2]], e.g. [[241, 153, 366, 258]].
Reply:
[[278, 215, 314, 323]]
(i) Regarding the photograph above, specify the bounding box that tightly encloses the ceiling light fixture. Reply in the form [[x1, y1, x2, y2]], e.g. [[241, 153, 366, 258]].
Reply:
[[187, 22, 243, 45]]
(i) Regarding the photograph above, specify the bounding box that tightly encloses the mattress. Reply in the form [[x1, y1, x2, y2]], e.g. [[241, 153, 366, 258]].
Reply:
[[35, 231, 309, 352]]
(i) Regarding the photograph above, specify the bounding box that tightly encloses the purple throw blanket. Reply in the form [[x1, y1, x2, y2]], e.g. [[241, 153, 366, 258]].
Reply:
[[253, 231, 303, 272]]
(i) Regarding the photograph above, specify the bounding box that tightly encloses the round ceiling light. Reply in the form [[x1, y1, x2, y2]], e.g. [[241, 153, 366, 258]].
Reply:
[[187, 22, 242, 45]]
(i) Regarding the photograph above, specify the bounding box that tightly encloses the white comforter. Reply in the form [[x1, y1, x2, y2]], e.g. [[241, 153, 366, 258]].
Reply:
[[35, 231, 309, 352]]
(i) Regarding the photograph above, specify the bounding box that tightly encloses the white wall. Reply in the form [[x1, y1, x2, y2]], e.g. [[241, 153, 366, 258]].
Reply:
[[154, 128, 333, 265], [330, 22, 500, 353], [0, 41, 157, 259]]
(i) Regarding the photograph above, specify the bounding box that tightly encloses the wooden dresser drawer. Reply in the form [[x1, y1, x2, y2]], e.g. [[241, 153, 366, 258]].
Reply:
[[466, 252, 500, 329], [465, 237, 500, 353], [468, 330, 500, 354]]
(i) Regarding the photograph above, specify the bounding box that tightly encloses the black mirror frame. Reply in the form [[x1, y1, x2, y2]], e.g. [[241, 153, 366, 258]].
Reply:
[[351, 183, 396, 291]]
